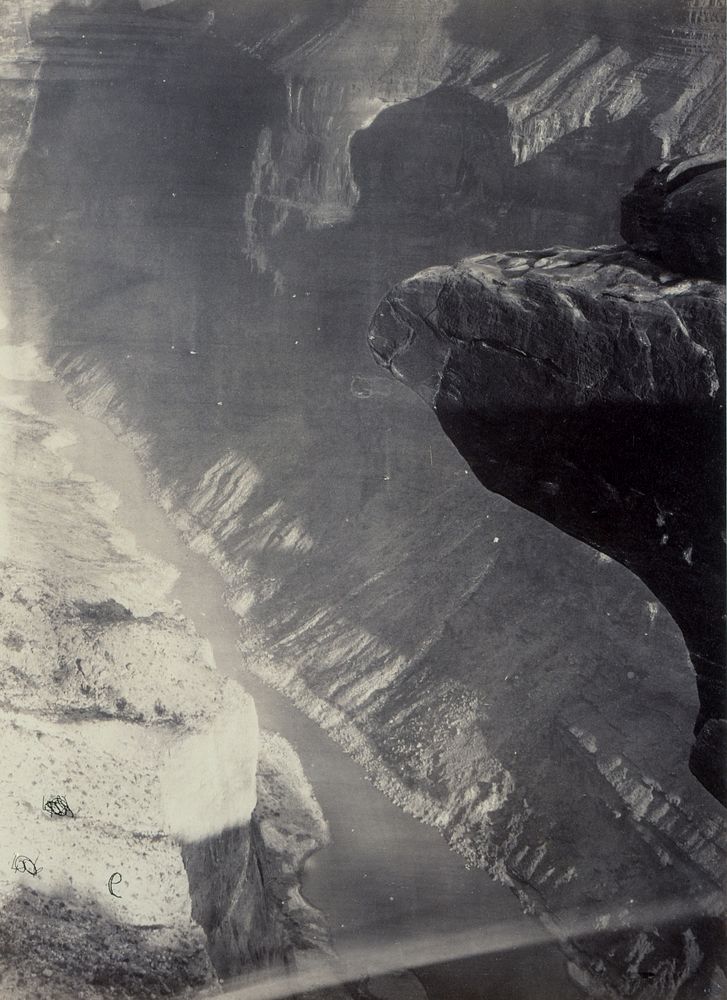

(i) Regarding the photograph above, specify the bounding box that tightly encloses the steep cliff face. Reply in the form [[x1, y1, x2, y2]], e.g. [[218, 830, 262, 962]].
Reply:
[[0, 1, 72, 211], [239, 0, 725, 268], [368, 169, 726, 992], [34, 309, 727, 997], [368, 161, 726, 804]]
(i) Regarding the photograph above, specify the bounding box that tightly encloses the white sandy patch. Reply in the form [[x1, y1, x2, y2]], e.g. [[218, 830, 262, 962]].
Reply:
[[0, 342, 53, 381], [0, 713, 193, 929]]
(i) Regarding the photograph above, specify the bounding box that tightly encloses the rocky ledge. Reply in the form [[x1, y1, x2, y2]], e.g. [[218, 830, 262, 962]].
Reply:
[[0, 566, 278, 998], [621, 153, 725, 281], [368, 158, 726, 994], [369, 159, 725, 807]]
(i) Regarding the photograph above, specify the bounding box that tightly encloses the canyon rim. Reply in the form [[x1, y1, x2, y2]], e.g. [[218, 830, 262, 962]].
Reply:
[[0, 2, 725, 1000]]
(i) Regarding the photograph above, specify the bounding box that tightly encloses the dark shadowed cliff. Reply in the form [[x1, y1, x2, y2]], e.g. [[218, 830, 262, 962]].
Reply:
[[368, 151, 727, 993], [369, 158, 726, 805]]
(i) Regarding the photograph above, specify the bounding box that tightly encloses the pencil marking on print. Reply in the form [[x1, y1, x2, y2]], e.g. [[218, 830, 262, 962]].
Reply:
[[107, 873, 123, 899], [11, 854, 42, 877], [43, 794, 74, 818]]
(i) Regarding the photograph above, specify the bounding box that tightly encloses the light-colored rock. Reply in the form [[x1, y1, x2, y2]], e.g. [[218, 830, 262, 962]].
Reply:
[[0, 360, 277, 998]]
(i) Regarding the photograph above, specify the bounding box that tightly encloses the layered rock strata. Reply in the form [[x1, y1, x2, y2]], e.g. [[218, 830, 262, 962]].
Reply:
[[0, 4, 724, 998], [236, 0, 725, 264], [9, 1, 716, 267]]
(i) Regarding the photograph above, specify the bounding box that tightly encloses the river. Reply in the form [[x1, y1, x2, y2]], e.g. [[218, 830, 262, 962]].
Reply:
[[24, 371, 583, 1000]]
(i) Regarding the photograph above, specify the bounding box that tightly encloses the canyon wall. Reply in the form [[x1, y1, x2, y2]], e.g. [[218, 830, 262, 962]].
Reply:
[[240, 0, 725, 267], [369, 157, 726, 799], [0, 1, 724, 997]]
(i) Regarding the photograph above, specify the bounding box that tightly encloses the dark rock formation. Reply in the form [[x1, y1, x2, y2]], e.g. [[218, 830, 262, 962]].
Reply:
[[0, 889, 214, 1000], [621, 154, 726, 280], [181, 818, 291, 979], [369, 241, 726, 803]]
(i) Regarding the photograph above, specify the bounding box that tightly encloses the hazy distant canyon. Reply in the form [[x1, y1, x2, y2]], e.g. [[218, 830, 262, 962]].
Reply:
[[0, 1, 725, 998]]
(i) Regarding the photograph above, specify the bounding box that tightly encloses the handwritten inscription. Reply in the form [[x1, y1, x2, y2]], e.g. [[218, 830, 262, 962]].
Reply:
[[14, 794, 127, 898], [11, 853, 125, 899], [43, 794, 74, 818], [107, 872, 123, 898], [11, 854, 42, 877]]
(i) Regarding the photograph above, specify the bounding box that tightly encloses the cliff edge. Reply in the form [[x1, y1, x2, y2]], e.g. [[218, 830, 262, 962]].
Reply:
[[367, 156, 726, 996], [369, 156, 726, 806]]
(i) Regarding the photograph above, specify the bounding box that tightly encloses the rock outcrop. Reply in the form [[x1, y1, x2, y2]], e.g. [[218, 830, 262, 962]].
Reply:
[[369, 167, 726, 808], [0, 570, 277, 998], [367, 157, 727, 995], [621, 153, 726, 280]]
